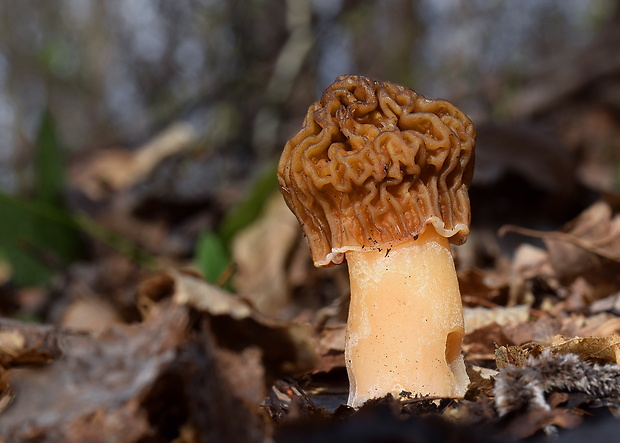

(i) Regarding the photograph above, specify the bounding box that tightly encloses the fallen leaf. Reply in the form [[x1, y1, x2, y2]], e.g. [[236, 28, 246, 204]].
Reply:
[[590, 292, 620, 315], [502, 316, 574, 347], [550, 335, 620, 365], [503, 201, 620, 300], [0, 303, 189, 441], [313, 325, 346, 373], [232, 193, 300, 318], [459, 268, 508, 307], [495, 334, 620, 369], [138, 270, 318, 383], [464, 322, 514, 363], [0, 319, 81, 367], [60, 297, 123, 335], [171, 270, 253, 320], [463, 305, 530, 334], [0, 331, 25, 361], [70, 122, 198, 199]]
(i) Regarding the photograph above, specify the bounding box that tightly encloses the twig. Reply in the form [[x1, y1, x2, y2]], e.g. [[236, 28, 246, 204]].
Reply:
[[499, 224, 620, 263]]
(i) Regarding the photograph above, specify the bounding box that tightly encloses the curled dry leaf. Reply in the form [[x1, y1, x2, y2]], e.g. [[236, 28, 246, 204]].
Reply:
[[171, 270, 253, 320], [70, 122, 198, 200], [232, 193, 301, 318], [546, 201, 620, 284], [502, 201, 620, 299]]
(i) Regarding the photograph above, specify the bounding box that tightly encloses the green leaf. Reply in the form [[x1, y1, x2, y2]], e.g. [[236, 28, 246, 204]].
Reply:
[[0, 193, 83, 287], [0, 112, 158, 287], [195, 230, 230, 284], [0, 111, 85, 286], [218, 161, 279, 246], [34, 110, 64, 205], [0, 192, 158, 287]]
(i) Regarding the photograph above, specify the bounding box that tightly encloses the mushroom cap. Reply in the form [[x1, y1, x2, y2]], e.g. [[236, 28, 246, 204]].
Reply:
[[278, 74, 475, 267]]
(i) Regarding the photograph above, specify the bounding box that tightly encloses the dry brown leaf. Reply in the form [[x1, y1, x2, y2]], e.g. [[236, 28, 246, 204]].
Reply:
[[232, 193, 300, 318], [579, 314, 620, 337], [0, 331, 25, 361], [313, 325, 346, 373], [216, 346, 266, 405], [549, 334, 620, 365], [60, 297, 123, 335], [0, 319, 81, 367], [502, 316, 576, 346], [495, 334, 620, 369], [138, 270, 318, 381], [495, 342, 544, 369], [0, 301, 276, 442], [511, 243, 551, 280], [70, 122, 198, 199], [590, 292, 620, 315], [0, 303, 189, 441], [463, 305, 530, 334], [464, 322, 514, 362], [458, 268, 508, 307], [499, 408, 583, 440], [502, 201, 620, 299], [171, 270, 253, 320]]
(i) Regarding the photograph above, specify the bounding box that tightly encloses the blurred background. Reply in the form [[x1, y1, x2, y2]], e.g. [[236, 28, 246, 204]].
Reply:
[[1, 0, 620, 326]]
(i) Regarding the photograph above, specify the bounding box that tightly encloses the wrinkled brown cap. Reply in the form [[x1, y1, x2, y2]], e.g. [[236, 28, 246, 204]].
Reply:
[[278, 74, 475, 267]]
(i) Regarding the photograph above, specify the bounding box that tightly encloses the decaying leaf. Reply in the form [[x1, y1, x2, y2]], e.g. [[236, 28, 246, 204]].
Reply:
[[549, 335, 620, 365], [458, 268, 508, 307], [0, 266, 325, 442], [495, 334, 620, 369], [0, 303, 189, 441], [590, 292, 620, 315], [503, 201, 620, 300], [0, 319, 83, 367], [497, 407, 583, 440], [495, 342, 542, 369], [138, 269, 318, 382]]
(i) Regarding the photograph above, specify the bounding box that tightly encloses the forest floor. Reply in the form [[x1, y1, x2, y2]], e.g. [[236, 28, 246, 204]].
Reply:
[[2, 27, 620, 442]]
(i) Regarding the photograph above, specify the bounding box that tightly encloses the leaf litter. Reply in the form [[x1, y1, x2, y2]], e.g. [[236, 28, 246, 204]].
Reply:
[[4, 56, 620, 442], [3, 196, 620, 442]]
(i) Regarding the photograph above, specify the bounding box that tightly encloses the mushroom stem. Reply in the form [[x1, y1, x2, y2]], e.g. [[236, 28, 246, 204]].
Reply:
[[345, 226, 470, 407]]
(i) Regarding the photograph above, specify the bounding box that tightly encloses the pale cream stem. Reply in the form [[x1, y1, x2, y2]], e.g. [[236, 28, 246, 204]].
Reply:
[[345, 226, 469, 407]]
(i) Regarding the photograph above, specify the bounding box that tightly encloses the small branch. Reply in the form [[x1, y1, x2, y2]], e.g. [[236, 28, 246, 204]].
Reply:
[[499, 224, 620, 263]]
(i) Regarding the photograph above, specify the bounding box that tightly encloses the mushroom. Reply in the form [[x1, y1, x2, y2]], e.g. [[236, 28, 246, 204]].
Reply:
[[278, 74, 475, 407]]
